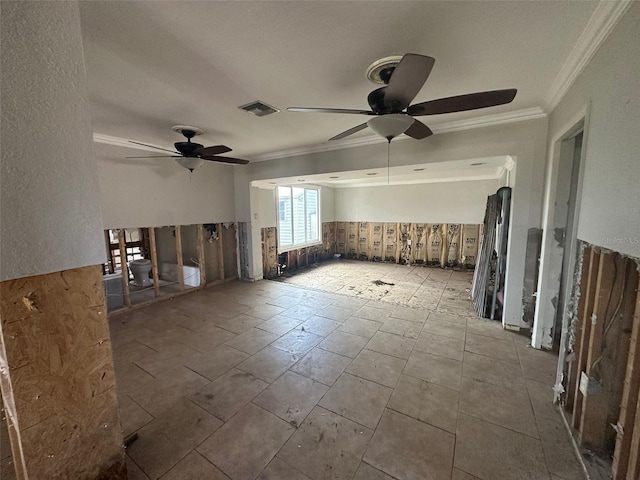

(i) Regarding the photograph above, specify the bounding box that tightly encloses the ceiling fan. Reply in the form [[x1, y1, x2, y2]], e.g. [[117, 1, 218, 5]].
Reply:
[[126, 125, 249, 171], [288, 54, 517, 142]]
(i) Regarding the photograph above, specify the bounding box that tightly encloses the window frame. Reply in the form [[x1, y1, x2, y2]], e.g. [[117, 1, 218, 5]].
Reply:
[[276, 185, 322, 253]]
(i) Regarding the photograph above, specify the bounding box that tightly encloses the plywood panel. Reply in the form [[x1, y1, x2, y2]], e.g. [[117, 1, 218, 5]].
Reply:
[[0, 265, 125, 479]]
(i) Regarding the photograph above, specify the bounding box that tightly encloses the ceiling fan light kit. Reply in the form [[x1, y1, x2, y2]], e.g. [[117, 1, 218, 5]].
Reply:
[[367, 114, 414, 142], [288, 53, 517, 143]]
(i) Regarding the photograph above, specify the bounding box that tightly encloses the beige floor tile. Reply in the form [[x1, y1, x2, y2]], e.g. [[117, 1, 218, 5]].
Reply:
[[282, 304, 317, 321], [278, 406, 373, 480], [127, 399, 222, 479], [353, 462, 396, 479], [339, 317, 382, 338], [414, 331, 465, 361], [347, 349, 406, 388], [128, 366, 210, 417], [355, 305, 391, 323], [244, 304, 286, 320], [527, 379, 558, 420], [253, 371, 328, 427], [317, 305, 356, 322], [159, 451, 229, 480], [465, 319, 515, 340], [177, 325, 237, 354], [319, 373, 393, 429], [257, 457, 311, 480], [459, 376, 538, 438], [462, 351, 526, 391], [182, 344, 249, 381], [451, 468, 480, 480], [224, 328, 279, 355], [126, 456, 149, 480], [266, 294, 302, 309], [379, 317, 423, 339], [318, 330, 369, 358], [237, 346, 301, 383], [330, 296, 368, 310], [256, 314, 304, 336], [271, 330, 323, 356], [198, 403, 295, 480], [536, 414, 584, 480], [519, 349, 558, 386], [455, 414, 550, 480], [387, 374, 459, 433], [422, 320, 466, 340], [364, 409, 455, 480], [365, 331, 416, 360], [427, 311, 468, 326], [291, 347, 352, 385], [299, 316, 342, 336], [388, 306, 428, 324], [214, 314, 264, 334], [465, 332, 518, 362], [189, 369, 268, 421], [133, 343, 201, 377], [404, 350, 462, 391], [119, 395, 153, 436]]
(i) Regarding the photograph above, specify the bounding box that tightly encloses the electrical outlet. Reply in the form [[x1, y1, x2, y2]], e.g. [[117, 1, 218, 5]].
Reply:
[[579, 371, 602, 396]]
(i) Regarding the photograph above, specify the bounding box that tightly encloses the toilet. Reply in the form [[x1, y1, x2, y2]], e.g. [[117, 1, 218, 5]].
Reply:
[[129, 259, 152, 287]]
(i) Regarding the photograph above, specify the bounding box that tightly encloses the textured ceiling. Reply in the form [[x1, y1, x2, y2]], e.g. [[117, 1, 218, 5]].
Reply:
[[80, 1, 598, 161]]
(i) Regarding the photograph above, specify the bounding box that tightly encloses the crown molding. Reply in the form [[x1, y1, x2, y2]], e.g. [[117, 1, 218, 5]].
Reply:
[[543, 0, 633, 112], [251, 107, 546, 162]]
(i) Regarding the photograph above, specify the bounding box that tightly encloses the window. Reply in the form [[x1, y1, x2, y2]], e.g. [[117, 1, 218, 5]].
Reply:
[[277, 186, 320, 251]]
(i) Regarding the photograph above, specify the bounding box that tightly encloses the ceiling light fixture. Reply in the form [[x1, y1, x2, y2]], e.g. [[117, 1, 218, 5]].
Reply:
[[413, 168, 425, 171], [470, 162, 487, 166], [297, 179, 305, 182], [367, 114, 414, 143], [175, 157, 204, 172], [329, 176, 339, 179], [366, 172, 378, 176]]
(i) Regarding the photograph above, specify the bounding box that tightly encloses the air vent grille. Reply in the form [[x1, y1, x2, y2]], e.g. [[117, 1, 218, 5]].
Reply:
[[239, 101, 279, 117]]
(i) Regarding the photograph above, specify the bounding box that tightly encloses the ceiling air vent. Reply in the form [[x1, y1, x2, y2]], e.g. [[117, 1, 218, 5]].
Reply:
[[238, 101, 279, 117]]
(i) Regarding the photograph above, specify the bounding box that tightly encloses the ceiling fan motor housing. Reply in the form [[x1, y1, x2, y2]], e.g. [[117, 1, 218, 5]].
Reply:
[[175, 141, 203, 156], [368, 87, 403, 114]]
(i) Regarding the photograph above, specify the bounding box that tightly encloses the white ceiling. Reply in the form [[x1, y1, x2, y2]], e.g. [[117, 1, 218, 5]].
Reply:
[[80, 0, 603, 166]]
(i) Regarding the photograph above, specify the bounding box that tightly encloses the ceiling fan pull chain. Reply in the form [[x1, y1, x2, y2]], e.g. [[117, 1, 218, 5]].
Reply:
[[387, 141, 390, 185]]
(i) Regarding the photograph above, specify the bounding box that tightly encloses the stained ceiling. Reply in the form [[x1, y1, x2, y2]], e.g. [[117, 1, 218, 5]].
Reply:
[[80, 1, 600, 163]]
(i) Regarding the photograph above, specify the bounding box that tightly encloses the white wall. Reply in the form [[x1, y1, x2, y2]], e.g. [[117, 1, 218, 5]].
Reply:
[[96, 143, 237, 229], [548, 3, 640, 259], [334, 180, 499, 224], [0, 2, 106, 281]]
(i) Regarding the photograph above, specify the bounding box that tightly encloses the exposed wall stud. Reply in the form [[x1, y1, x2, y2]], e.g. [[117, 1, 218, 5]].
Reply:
[[197, 224, 207, 287], [148, 227, 160, 298], [117, 229, 131, 307], [175, 225, 184, 291]]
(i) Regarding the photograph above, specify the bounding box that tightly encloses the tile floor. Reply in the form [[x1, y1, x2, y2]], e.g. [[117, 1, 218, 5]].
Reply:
[[110, 262, 585, 480]]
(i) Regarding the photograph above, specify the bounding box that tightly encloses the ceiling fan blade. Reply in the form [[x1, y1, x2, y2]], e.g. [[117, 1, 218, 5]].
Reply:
[[125, 155, 182, 158], [195, 145, 232, 156], [329, 122, 369, 141], [201, 155, 249, 165], [384, 54, 435, 111], [407, 89, 517, 116], [128, 140, 179, 154], [404, 119, 433, 139], [288, 107, 374, 115]]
